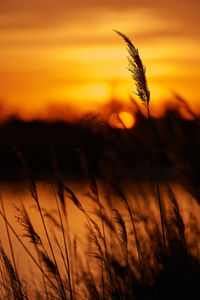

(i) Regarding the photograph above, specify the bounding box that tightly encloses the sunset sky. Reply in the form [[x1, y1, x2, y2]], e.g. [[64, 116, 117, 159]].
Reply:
[[0, 0, 200, 121]]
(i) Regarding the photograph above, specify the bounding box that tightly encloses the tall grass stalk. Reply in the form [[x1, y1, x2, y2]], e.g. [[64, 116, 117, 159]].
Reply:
[[14, 148, 67, 299], [51, 149, 74, 298], [51, 183, 73, 300], [0, 211, 59, 294], [113, 184, 144, 281], [15, 202, 49, 299], [63, 184, 113, 299], [115, 30, 167, 253], [0, 242, 26, 300], [78, 152, 114, 299], [156, 184, 166, 250], [0, 196, 19, 285]]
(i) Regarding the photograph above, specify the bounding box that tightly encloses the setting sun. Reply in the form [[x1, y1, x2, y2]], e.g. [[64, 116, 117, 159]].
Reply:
[[119, 111, 135, 128], [109, 111, 135, 129]]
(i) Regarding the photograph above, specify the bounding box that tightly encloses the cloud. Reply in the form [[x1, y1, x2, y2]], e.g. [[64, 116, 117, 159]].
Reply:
[[1, 0, 199, 34]]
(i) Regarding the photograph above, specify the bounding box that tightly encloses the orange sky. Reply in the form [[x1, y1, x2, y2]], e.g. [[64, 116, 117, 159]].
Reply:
[[0, 0, 200, 121]]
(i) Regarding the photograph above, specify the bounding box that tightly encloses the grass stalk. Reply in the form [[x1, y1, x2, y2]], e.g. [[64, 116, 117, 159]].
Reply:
[[156, 183, 167, 251], [51, 183, 73, 300], [0, 211, 59, 295]]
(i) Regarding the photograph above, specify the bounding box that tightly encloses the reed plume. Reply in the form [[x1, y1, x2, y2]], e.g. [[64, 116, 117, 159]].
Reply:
[[14, 147, 38, 203], [16, 203, 50, 299], [15, 203, 42, 246], [64, 185, 85, 213], [15, 147, 67, 300], [111, 183, 143, 279], [0, 243, 26, 300], [113, 209, 127, 249], [168, 184, 185, 245], [114, 30, 150, 116]]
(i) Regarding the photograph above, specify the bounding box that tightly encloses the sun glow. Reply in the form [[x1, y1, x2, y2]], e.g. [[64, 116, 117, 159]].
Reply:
[[119, 111, 135, 128], [109, 111, 135, 129]]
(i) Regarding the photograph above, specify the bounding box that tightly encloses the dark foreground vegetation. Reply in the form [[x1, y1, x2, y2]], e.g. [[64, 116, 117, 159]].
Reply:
[[0, 159, 200, 300], [0, 105, 200, 186]]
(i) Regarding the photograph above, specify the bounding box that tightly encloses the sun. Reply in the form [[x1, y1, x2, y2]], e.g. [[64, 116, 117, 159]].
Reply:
[[109, 111, 135, 129]]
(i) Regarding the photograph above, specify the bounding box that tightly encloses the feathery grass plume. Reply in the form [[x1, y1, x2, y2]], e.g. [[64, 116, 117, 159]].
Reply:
[[0, 242, 26, 300], [13, 147, 38, 203], [20, 202, 53, 298], [77, 151, 108, 249], [64, 185, 85, 213], [77, 151, 114, 297], [14, 148, 67, 300], [63, 184, 106, 298], [168, 184, 186, 245], [0, 259, 10, 299], [111, 183, 144, 280], [114, 30, 150, 116], [0, 196, 20, 293], [88, 228, 104, 260], [63, 186, 103, 241], [113, 209, 127, 249], [0, 211, 59, 295], [64, 184, 101, 235], [87, 228, 106, 299], [15, 204, 49, 299], [89, 218, 104, 241], [15, 204, 42, 246], [64, 185, 104, 246], [41, 248, 68, 299], [112, 209, 130, 296]]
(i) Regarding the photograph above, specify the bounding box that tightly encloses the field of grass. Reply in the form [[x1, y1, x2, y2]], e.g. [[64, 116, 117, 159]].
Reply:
[[0, 32, 200, 300], [0, 166, 200, 300]]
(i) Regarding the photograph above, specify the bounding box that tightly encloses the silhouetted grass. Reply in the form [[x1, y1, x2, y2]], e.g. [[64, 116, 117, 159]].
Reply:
[[0, 32, 200, 300], [0, 158, 200, 300]]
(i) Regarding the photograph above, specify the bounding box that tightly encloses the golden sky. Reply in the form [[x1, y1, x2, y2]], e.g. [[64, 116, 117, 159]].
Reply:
[[0, 0, 200, 121]]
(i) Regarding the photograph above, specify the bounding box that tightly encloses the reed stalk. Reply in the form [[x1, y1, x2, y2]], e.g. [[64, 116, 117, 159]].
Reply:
[[115, 30, 167, 254]]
